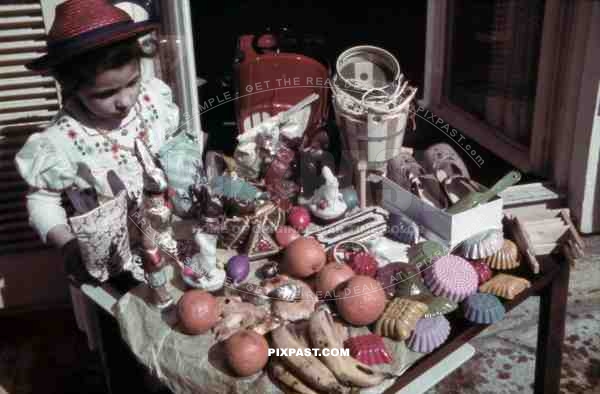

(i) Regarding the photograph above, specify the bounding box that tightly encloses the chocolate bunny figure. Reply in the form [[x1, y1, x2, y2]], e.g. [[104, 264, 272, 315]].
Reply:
[[190, 165, 224, 235]]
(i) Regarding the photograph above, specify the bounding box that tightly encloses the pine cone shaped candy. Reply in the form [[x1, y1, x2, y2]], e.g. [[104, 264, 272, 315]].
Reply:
[[348, 252, 378, 277]]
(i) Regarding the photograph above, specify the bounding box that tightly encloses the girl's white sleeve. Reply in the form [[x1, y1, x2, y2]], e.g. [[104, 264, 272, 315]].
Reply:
[[25, 188, 68, 244], [14, 133, 76, 244]]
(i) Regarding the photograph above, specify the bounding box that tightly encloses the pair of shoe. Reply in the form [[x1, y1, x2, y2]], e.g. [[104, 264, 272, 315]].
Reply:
[[387, 143, 486, 210]]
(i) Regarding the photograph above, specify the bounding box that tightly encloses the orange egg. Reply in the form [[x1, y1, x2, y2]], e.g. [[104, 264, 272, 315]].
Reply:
[[282, 237, 326, 278], [315, 263, 355, 298], [335, 275, 387, 325], [177, 290, 220, 335], [224, 330, 269, 376]]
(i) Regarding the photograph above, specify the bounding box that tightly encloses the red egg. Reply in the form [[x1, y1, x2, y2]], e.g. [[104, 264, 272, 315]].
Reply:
[[275, 226, 300, 247], [287, 206, 311, 232], [335, 276, 387, 326]]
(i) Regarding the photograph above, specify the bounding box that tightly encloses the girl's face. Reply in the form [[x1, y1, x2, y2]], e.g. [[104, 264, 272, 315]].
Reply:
[[77, 59, 141, 124]]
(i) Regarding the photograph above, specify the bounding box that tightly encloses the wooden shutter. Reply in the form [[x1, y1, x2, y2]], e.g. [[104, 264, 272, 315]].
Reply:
[[0, 1, 60, 255]]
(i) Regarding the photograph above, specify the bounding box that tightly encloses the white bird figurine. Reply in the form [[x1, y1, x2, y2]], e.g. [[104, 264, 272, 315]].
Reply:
[[308, 166, 348, 222]]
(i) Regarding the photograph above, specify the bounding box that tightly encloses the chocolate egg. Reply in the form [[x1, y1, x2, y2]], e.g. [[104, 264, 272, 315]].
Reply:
[[283, 237, 326, 278], [376, 262, 421, 298], [224, 330, 269, 377], [177, 290, 220, 335], [315, 262, 355, 298], [287, 206, 311, 232], [335, 276, 387, 326], [275, 226, 300, 247]]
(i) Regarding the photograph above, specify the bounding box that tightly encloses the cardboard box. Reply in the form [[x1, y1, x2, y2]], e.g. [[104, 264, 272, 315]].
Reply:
[[380, 177, 503, 249]]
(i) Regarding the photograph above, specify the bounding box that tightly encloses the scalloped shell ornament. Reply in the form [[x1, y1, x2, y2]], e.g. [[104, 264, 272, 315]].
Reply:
[[481, 239, 521, 270], [455, 229, 504, 260]]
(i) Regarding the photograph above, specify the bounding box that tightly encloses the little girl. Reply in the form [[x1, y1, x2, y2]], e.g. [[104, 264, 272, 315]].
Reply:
[[15, 0, 180, 282]]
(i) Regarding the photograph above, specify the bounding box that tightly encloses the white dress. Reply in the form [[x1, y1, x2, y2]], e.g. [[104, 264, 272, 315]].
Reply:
[[14, 77, 180, 243]]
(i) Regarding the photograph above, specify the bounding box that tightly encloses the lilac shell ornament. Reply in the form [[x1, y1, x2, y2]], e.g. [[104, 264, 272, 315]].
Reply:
[[463, 293, 506, 324], [226, 255, 250, 284], [423, 255, 479, 302], [388, 212, 419, 245], [407, 316, 451, 353]]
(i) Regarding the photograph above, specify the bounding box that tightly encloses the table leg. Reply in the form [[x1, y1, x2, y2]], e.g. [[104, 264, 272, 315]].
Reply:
[[534, 259, 570, 394]]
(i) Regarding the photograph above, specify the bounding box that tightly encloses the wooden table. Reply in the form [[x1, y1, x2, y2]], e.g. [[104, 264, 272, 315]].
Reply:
[[78, 252, 569, 394], [384, 254, 570, 394]]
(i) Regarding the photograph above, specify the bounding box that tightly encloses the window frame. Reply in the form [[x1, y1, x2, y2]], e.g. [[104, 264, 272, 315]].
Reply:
[[421, 0, 566, 173], [422, 0, 600, 233]]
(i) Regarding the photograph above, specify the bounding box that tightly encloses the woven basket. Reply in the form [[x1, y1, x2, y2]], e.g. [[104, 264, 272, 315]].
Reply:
[[331, 46, 416, 172]]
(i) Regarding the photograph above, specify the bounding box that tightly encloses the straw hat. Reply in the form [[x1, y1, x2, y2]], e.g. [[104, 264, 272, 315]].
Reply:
[[27, 0, 159, 72]]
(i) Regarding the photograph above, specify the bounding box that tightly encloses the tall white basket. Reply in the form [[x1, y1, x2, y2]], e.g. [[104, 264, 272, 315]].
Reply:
[[331, 46, 418, 173]]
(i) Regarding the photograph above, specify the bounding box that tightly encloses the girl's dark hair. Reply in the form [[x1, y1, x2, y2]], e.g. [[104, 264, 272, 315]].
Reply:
[[52, 37, 157, 100]]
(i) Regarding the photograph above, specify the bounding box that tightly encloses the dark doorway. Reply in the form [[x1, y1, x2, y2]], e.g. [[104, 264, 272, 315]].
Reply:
[[189, 1, 427, 155]]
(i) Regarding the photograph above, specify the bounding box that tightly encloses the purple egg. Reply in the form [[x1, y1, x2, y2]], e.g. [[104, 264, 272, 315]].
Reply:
[[227, 255, 250, 284]]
